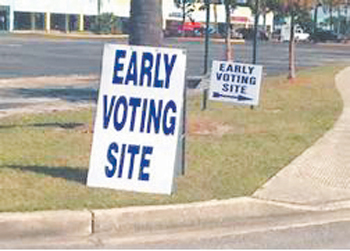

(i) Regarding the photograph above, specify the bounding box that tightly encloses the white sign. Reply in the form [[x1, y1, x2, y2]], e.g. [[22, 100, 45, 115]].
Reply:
[[209, 61, 263, 106], [87, 44, 187, 195]]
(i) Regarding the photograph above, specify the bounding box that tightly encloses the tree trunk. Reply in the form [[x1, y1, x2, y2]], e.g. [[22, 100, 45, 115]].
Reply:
[[129, 0, 163, 46], [214, 3, 218, 32], [288, 11, 295, 79], [225, 1, 232, 61]]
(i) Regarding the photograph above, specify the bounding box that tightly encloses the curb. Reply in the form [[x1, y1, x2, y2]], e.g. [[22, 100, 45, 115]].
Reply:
[[1, 196, 350, 242], [168, 37, 245, 44], [0, 210, 91, 241], [3, 196, 350, 241], [11, 31, 129, 40], [11, 31, 246, 44]]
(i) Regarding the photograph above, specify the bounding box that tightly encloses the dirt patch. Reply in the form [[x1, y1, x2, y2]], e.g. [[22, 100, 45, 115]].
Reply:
[[188, 117, 238, 137], [272, 76, 313, 89]]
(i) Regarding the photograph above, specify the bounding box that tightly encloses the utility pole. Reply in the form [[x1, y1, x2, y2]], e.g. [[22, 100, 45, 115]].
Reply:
[[313, 3, 319, 33], [182, 0, 186, 36], [204, 0, 210, 75], [202, 0, 211, 111], [252, 0, 259, 65]]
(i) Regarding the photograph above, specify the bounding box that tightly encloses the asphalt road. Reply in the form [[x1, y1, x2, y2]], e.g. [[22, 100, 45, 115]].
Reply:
[[0, 34, 350, 78], [114, 220, 350, 249]]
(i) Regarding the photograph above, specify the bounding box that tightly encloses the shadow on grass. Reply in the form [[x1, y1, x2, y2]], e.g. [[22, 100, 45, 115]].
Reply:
[[31, 122, 86, 129], [6, 87, 98, 103], [0, 122, 86, 130], [5, 165, 88, 184]]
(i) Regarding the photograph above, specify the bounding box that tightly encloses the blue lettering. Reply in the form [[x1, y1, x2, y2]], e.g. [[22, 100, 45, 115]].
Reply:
[[234, 65, 241, 73], [139, 146, 153, 181], [164, 54, 177, 89], [216, 73, 223, 81], [147, 99, 163, 134], [223, 74, 229, 81], [250, 76, 256, 85], [118, 144, 126, 178], [219, 63, 225, 71], [129, 97, 141, 132], [140, 52, 153, 87], [105, 142, 118, 178], [153, 53, 163, 88], [140, 98, 148, 133], [103, 95, 116, 129], [112, 50, 126, 84], [241, 76, 249, 84], [248, 66, 255, 74], [222, 83, 229, 92], [105, 142, 153, 180], [163, 100, 177, 135], [124, 51, 138, 86], [127, 144, 140, 179], [113, 96, 128, 131]]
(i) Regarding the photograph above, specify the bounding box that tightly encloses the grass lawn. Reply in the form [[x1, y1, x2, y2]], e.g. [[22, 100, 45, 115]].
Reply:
[[0, 65, 344, 212]]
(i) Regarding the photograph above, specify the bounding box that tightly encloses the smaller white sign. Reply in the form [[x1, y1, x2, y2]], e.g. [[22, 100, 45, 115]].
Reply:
[[209, 61, 263, 106]]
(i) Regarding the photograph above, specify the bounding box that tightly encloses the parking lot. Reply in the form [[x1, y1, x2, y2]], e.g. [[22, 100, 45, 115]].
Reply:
[[0, 33, 350, 78]]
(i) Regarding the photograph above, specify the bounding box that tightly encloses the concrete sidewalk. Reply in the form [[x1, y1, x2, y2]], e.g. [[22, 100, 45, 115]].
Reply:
[[253, 67, 350, 206]]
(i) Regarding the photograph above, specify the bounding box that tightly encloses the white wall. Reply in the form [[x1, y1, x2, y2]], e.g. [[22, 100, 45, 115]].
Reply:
[[0, 0, 98, 15], [101, 0, 129, 17]]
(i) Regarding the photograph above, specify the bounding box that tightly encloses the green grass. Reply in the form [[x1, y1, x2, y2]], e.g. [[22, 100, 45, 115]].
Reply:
[[0, 65, 344, 212]]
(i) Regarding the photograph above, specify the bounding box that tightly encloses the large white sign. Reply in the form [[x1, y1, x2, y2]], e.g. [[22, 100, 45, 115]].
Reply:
[[209, 61, 263, 106], [87, 44, 186, 195]]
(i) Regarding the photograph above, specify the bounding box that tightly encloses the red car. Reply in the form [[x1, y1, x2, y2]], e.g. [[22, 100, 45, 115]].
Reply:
[[177, 22, 202, 36]]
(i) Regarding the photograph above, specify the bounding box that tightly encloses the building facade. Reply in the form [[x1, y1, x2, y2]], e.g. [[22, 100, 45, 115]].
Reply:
[[0, 0, 273, 33], [0, 0, 100, 32]]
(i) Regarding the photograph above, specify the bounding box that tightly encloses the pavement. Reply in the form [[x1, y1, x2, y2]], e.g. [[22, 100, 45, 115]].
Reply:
[[1, 67, 350, 246], [0, 75, 99, 119], [253, 66, 350, 206]]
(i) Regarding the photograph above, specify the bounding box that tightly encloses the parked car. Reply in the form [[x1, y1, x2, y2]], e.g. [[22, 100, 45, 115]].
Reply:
[[177, 21, 203, 37], [279, 25, 310, 42], [310, 29, 345, 43], [217, 23, 244, 39], [271, 29, 281, 41], [236, 28, 269, 41], [294, 27, 310, 42]]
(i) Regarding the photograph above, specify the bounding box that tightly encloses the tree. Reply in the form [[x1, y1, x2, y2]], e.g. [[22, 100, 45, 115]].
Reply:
[[174, 0, 197, 36], [324, 0, 336, 29], [321, 0, 347, 31], [224, 0, 237, 61], [261, 0, 284, 31], [212, 0, 222, 34], [275, 0, 315, 79], [92, 13, 123, 34], [129, 0, 163, 46]]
